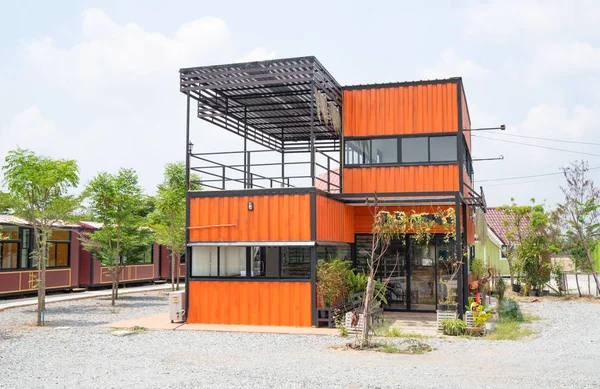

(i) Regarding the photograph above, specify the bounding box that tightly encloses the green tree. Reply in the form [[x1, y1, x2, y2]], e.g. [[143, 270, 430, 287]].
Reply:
[[519, 203, 560, 292], [150, 162, 200, 291], [558, 161, 600, 295], [82, 168, 151, 306], [2, 148, 80, 326], [498, 199, 534, 286]]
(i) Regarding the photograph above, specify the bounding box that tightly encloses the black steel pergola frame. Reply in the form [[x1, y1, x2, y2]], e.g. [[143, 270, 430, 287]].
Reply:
[[180, 56, 343, 154]]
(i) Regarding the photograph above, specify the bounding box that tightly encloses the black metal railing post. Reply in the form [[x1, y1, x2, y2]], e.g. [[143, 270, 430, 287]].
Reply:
[[222, 166, 226, 189], [327, 156, 331, 193]]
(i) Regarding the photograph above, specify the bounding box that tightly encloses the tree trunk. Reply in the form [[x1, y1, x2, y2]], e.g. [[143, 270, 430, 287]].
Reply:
[[111, 266, 117, 306], [360, 275, 375, 348], [115, 266, 120, 301], [176, 254, 180, 291], [170, 250, 175, 292], [37, 243, 47, 326]]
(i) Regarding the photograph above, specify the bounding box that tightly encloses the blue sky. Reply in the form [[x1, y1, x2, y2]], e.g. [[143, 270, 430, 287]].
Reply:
[[1, 0, 599, 207]]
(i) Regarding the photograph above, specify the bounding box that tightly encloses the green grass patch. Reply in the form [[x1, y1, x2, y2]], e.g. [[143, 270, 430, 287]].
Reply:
[[370, 341, 433, 354], [131, 326, 147, 333], [485, 321, 535, 340]]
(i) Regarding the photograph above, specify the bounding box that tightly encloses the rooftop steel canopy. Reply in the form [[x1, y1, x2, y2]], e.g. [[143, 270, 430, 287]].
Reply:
[[180, 56, 343, 152]]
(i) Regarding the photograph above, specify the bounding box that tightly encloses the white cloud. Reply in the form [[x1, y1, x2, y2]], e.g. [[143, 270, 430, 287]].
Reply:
[[529, 41, 600, 81], [419, 48, 489, 80], [14, 9, 275, 194], [235, 47, 276, 63], [463, 0, 600, 40]]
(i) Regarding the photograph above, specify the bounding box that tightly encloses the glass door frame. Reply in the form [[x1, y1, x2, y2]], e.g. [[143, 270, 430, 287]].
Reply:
[[353, 234, 448, 313]]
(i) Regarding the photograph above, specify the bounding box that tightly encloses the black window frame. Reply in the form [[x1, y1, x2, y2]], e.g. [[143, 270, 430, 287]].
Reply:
[[344, 133, 459, 168], [47, 230, 71, 269], [0, 225, 21, 271]]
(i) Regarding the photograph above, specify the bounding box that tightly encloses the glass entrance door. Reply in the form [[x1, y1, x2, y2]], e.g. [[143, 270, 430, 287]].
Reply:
[[409, 243, 437, 311], [354, 235, 442, 312]]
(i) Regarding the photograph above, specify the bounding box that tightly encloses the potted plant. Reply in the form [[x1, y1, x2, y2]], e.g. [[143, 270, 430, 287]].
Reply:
[[464, 298, 495, 336]]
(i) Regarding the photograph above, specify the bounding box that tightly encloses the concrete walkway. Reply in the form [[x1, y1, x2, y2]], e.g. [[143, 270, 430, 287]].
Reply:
[[0, 284, 178, 312], [104, 312, 340, 335], [103, 311, 439, 337]]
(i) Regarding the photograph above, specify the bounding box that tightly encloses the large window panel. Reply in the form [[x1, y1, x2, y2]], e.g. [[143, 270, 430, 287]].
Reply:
[[1, 242, 19, 270], [219, 247, 246, 277], [20, 228, 31, 268], [401, 137, 429, 163], [371, 138, 398, 164], [281, 247, 310, 278], [429, 136, 457, 162], [47, 243, 69, 267], [191, 246, 218, 277], [345, 139, 371, 165]]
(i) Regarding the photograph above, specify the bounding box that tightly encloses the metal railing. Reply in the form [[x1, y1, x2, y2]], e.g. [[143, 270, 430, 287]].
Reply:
[[190, 149, 341, 192]]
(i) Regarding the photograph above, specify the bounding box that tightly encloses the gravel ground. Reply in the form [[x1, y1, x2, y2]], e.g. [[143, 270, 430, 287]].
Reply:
[[1, 292, 600, 389]]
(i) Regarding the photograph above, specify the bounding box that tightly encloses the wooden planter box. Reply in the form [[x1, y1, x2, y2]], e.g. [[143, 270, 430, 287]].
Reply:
[[436, 310, 458, 331]]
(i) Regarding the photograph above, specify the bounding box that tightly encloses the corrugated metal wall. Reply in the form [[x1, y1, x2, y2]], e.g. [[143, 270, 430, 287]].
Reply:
[[343, 165, 459, 194], [189, 194, 311, 242], [187, 280, 312, 326], [316, 195, 354, 243], [343, 82, 459, 137], [461, 84, 472, 151]]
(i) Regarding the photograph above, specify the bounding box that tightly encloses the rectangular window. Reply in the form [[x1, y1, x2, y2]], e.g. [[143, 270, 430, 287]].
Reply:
[[48, 243, 69, 267], [21, 228, 31, 268], [191, 246, 218, 276], [0, 242, 19, 270], [281, 247, 310, 278], [345, 139, 371, 165], [430, 136, 457, 162], [401, 137, 429, 163], [219, 247, 246, 277], [371, 138, 398, 164], [47, 230, 71, 268]]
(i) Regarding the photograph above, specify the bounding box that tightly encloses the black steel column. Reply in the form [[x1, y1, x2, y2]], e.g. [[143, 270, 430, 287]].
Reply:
[[184, 92, 191, 322], [455, 195, 465, 318], [309, 69, 315, 186], [281, 127, 285, 187], [310, 191, 317, 326], [243, 106, 248, 189]]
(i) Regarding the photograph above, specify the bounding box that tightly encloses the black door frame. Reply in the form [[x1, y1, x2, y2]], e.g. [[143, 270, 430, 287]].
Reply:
[[352, 234, 440, 313]]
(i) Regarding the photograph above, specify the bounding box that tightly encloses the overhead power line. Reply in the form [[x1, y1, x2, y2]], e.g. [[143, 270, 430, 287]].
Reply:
[[485, 132, 600, 146], [477, 167, 600, 183], [472, 134, 600, 157]]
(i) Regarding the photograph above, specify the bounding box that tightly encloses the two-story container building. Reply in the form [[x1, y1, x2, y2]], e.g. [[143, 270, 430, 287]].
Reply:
[[180, 56, 485, 327]]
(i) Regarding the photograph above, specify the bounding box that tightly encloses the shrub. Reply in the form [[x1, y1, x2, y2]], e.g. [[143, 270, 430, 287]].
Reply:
[[498, 298, 524, 323], [553, 263, 565, 295], [495, 277, 507, 301], [441, 318, 466, 336], [317, 259, 351, 307]]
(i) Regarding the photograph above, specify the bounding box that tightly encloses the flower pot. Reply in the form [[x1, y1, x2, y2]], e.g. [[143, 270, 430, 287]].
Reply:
[[484, 321, 497, 333], [542, 290, 549, 296], [512, 284, 521, 293], [466, 326, 484, 336], [529, 289, 538, 297]]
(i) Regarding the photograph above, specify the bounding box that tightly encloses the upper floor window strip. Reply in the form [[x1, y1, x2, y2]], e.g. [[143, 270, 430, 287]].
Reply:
[[345, 134, 458, 167]]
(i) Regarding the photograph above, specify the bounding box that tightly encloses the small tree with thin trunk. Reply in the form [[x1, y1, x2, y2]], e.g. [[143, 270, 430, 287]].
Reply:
[[2, 148, 80, 326], [359, 195, 456, 348], [82, 169, 150, 306], [558, 161, 600, 295], [498, 199, 533, 287], [151, 162, 201, 291]]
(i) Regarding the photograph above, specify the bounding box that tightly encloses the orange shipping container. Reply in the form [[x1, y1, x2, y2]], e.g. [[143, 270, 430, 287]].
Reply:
[[187, 280, 312, 326], [189, 193, 311, 242]]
